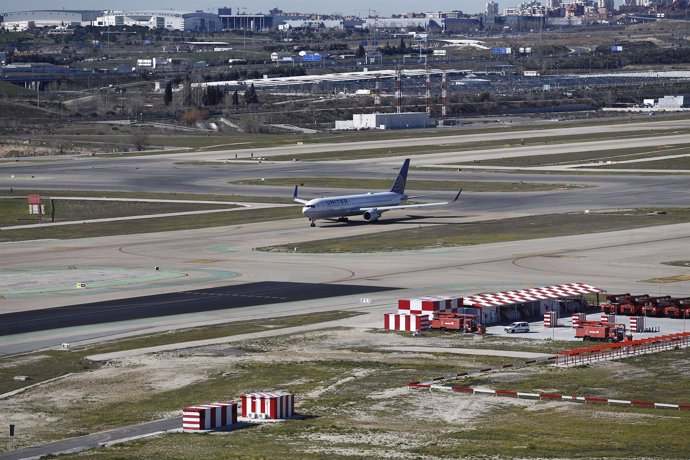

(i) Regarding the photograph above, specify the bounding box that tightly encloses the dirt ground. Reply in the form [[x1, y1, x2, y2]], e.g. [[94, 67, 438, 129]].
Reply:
[[0, 141, 99, 158], [0, 328, 548, 453]]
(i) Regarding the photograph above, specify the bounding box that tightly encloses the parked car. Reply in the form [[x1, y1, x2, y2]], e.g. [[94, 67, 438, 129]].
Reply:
[[504, 322, 530, 333]]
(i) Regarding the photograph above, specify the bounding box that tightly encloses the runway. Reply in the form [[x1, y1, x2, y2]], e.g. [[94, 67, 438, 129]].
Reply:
[[0, 281, 396, 336], [1, 119, 690, 354]]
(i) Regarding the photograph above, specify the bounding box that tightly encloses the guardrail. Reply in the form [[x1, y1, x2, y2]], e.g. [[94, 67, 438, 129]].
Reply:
[[407, 384, 690, 411], [556, 332, 690, 366]]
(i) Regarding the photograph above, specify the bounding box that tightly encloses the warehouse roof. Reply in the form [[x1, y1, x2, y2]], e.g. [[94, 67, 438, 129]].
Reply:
[[465, 283, 602, 308]]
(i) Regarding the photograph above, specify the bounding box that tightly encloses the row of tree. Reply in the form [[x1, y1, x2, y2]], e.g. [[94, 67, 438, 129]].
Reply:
[[163, 80, 259, 108]]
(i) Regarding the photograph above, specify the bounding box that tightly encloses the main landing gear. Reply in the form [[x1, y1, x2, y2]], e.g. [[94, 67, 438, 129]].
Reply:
[[336, 217, 349, 223]]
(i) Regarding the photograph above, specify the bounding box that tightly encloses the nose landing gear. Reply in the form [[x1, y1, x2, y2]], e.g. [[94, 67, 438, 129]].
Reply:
[[310, 219, 316, 227]]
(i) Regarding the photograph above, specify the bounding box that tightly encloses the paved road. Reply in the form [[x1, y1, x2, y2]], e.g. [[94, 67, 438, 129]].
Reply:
[[0, 417, 180, 460]]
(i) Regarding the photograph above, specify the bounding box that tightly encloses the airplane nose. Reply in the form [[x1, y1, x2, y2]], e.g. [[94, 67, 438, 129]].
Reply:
[[302, 206, 312, 216]]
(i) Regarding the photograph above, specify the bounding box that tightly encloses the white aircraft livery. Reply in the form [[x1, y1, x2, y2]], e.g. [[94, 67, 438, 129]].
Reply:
[[293, 158, 461, 227]]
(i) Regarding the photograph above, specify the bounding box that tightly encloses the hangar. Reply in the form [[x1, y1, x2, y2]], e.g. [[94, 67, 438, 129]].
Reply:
[[464, 283, 603, 325], [334, 112, 432, 130]]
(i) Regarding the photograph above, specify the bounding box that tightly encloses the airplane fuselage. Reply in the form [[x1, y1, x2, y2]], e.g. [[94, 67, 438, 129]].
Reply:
[[293, 158, 459, 227], [301, 192, 407, 220]]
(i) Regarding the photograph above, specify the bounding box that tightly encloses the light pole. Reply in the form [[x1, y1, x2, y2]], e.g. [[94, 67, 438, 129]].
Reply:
[[241, 7, 247, 50]]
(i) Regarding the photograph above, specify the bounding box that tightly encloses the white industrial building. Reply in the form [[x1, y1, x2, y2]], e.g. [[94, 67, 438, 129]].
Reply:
[[642, 96, 685, 109], [0, 10, 98, 31], [95, 10, 221, 32], [335, 112, 432, 130], [654, 95, 685, 109], [0, 9, 220, 32]]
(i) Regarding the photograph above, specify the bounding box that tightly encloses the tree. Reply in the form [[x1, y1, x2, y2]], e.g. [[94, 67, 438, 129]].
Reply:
[[179, 108, 206, 125], [164, 81, 173, 106], [232, 90, 239, 106], [203, 86, 223, 106], [130, 130, 150, 151], [399, 37, 406, 54], [243, 83, 259, 105], [356, 43, 366, 58]]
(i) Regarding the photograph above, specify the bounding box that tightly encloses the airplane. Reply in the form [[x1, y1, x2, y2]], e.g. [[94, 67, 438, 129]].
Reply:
[[293, 158, 461, 227]]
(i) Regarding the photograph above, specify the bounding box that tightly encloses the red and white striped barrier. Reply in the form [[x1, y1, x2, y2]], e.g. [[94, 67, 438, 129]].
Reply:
[[601, 314, 615, 324], [407, 384, 690, 411], [629, 316, 644, 332], [242, 391, 294, 420], [544, 311, 559, 328], [572, 313, 586, 328], [183, 402, 238, 432], [558, 332, 690, 366], [384, 313, 430, 332]]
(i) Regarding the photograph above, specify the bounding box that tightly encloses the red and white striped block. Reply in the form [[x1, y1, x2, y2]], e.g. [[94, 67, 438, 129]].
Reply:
[[544, 311, 559, 328], [572, 313, 586, 328], [397, 296, 462, 317], [629, 316, 644, 332], [242, 392, 294, 420], [384, 313, 430, 332], [601, 314, 616, 324], [183, 402, 238, 431]]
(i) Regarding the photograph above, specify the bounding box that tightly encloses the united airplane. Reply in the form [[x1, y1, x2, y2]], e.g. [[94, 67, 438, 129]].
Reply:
[[293, 159, 461, 227]]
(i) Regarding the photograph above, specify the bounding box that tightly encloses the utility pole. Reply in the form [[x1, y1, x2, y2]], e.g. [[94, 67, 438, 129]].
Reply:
[[395, 67, 402, 113], [440, 68, 447, 124], [425, 68, 431, 114]]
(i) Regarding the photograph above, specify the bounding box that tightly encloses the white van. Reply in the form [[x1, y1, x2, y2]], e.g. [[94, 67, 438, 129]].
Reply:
[[504, 322, 529, 333]]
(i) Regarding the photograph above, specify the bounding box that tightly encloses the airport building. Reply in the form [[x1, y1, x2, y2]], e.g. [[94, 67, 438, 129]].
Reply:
[[335, 112, 432, 130], [0, 10, 100, 31]]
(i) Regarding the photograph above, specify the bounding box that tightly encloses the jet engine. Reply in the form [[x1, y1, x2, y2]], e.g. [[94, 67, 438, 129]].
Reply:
[[363, 210, 381, 222]]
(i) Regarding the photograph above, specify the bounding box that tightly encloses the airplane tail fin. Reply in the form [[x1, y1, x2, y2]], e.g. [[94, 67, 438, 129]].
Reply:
[[293, 185, 309, 204], [390, 158, 410, 195]]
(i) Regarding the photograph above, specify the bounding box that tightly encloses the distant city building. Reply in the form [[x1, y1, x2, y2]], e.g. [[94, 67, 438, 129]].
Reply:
[[95, 10, 221, 31], [0, 2, 636, 35], [598, 0, 615, 10], [486, 2, 500, 16]]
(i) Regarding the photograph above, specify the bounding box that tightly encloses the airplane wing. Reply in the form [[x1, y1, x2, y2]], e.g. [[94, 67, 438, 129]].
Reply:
[[293, 185, 309, 204], [362, 190, 462, 213]]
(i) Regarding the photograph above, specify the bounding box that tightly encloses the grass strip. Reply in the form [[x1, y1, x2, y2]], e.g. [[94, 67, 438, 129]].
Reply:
[[259, 208, 690, 253], [0, 199, 234, 228], [0, 205, 299, 242], [0, 189, 293, 204], [595, 155, 690, 170], [35, 122, 690, 158], [231, 177, 583, 192], [453, 143, 690, 168]]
